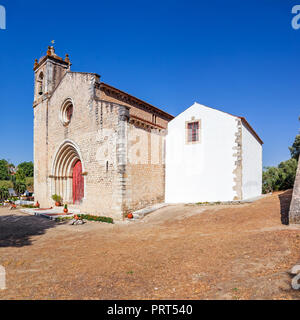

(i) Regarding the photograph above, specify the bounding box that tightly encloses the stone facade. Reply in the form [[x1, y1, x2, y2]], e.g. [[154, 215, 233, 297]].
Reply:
[[232, 118, 243, 200], [290, 159, 300, 224], [33, 47, 173, 220]]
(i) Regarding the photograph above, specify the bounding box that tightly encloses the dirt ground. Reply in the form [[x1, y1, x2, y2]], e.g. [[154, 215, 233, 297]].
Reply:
[[0, 190, 300, 300]]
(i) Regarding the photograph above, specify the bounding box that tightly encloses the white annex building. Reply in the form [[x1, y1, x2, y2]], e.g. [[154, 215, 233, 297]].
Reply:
[[165, 102, 263, 203]]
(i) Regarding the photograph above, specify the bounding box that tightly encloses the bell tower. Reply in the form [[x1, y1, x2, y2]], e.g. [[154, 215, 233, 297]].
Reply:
[[33, 46, 71, 103], [33, 46, 71, 209]]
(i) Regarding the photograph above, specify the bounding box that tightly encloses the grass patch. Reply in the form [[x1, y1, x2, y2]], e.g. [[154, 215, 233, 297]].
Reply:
[[55, 216, 74, 222], [78, 214, 114, 224], [54, 214, 114, 223], [193, 201, 243, 206], [195, 201, 221, 206]]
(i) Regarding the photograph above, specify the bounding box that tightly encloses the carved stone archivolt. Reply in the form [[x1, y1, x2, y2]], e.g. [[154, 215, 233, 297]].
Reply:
[[51, 141, 83, 203]]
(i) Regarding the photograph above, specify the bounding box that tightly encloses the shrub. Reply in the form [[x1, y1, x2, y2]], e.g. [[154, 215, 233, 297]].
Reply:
[[14, 180, 27, 196], [52, 194, 62, 203], [8, 196, 18, 202], [78, 214, 114, 224]]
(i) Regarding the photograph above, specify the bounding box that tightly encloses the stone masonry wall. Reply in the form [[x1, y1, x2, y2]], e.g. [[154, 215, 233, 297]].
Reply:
[[290, 159, 300, 224], [34, 72, 124, 220], [34, 98, 49, 207], [124, 124, 165, 212], [232, 118, 243, 200], [34, 68, 171, 220], [98, 87, 168, 214]]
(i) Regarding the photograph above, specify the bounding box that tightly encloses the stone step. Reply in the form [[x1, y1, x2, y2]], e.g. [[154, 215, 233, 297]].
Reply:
[[35, 212, 75, 221], [67, 206, 81, 213], [132, 203, 168, 220]]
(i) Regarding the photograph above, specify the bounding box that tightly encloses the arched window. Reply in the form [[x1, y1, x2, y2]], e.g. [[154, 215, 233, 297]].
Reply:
[[60, 98, 74, 126], [38, 72, 44, 95]]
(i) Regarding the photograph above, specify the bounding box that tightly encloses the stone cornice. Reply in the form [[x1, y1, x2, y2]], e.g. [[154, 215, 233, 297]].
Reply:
[[33, 54, 70, 71], [129, 115, 165, 130], [98, 82, 174, 121]]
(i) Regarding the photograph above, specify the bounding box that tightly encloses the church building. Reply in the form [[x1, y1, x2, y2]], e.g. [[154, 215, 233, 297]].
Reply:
[[33, 46, 173, 220], [33, 47, 263, 220]]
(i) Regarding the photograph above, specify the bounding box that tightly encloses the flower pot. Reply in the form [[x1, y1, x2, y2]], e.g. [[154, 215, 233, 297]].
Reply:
[[55, 202, 61, 207], [127, 213, 133, 219], [35, 202, 40, 208], [64, 208, 68, 214]]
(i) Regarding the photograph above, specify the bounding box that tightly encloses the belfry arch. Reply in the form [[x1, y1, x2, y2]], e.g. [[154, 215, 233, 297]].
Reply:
[[51, 140, 85, 204]]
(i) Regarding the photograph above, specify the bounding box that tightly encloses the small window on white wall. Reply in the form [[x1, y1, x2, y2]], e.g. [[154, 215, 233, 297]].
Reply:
[[186, 120, 201, 144]]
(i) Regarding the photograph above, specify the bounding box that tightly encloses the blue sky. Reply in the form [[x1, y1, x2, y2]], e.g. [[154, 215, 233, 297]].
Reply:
[[0, 0, 299, 167]]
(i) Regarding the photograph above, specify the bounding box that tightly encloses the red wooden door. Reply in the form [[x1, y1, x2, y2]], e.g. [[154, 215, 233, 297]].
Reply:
[[72, 160, 84, 204]]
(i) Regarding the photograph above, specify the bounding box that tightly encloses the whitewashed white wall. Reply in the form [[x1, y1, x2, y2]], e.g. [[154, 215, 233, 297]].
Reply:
[[165, 103, 238, 203], [241, 123, 262, 200]]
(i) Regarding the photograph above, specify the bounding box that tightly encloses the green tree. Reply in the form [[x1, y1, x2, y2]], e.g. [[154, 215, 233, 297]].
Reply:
[[278, 158, 298, 190], [17, 162, 34, 177], [13, 167, 27, 197], [0, 186, 9, 201], [25, 177, 34, 189], [262, 166, 281, 194], [0, 159, 9, 180], [14, 181, 26, 196], [289, 135, 300, 161], [262, 159, 298, 194], [0, 180, 13, 189], [15, 168, 26, 183]]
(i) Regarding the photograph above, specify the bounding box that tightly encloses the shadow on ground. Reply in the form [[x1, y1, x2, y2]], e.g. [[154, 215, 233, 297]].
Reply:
[[278, 189, 293, 225], [0, 213, 65, 248]]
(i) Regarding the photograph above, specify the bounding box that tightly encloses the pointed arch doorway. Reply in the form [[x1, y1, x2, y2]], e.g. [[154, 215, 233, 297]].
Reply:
[[52, 141, 85, 205]]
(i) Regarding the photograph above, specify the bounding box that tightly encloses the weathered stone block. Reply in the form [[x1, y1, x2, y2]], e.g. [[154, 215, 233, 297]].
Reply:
[[290, 160, 300, 224]]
